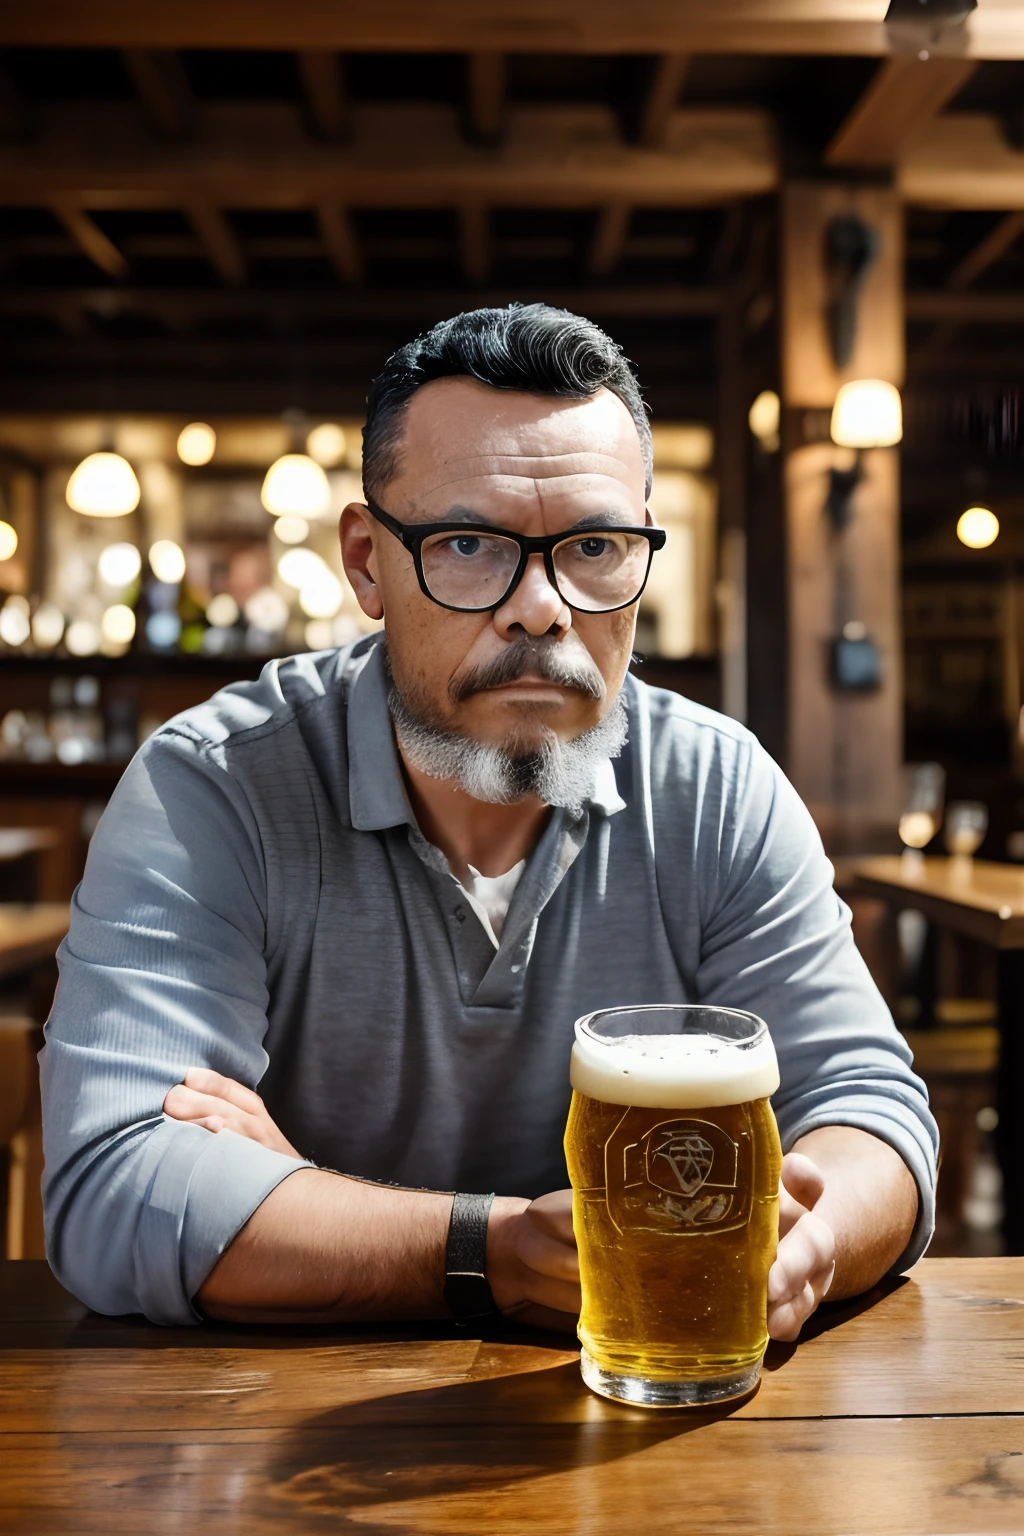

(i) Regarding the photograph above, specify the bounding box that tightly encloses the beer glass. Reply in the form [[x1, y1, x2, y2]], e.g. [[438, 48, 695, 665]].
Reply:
[[564, 1003, 782, 1408]]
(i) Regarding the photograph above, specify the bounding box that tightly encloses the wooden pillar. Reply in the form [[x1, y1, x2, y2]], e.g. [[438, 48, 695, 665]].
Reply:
[[780, 184, 904, 849]]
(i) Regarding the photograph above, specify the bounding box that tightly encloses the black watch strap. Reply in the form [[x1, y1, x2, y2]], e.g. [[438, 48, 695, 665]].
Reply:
[[444, 1191, 500, 1320]]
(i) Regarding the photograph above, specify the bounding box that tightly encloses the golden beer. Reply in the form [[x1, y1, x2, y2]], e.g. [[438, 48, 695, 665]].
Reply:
[[564, 1004, 782, 1407]]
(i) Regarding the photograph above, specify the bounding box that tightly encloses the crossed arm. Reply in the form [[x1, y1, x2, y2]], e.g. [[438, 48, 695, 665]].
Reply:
[[165, 1068, 919, 1340]]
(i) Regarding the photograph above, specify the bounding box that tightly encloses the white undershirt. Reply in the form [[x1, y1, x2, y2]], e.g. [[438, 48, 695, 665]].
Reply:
[[455, 859, 527, 948]]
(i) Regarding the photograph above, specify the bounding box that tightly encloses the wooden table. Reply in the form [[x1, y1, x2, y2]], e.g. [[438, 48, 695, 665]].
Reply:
[[853, 856, 1024, 1252], [0, 903, 68, 980], [2, 1257, 1024, 1534], [0, 830, 59, 904]]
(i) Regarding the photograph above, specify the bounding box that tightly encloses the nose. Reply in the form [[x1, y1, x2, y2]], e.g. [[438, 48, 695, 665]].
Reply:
[[492, 552, 571, 640]]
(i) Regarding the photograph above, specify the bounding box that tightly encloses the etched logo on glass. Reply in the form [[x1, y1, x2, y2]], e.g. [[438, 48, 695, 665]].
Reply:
[[603, 1109, 752, 1236]]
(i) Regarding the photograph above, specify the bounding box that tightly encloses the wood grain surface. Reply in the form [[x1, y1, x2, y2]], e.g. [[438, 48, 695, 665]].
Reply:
[[853, 856, 1024, 948], [2, 1258, 1023, 1533]]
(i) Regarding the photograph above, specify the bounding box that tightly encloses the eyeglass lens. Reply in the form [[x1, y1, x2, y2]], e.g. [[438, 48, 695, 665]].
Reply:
[[419, 530, 653, 613]]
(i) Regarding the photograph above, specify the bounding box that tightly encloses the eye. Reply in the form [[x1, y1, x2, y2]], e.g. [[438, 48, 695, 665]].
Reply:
[[452, 535, 481, 557], [578, 537, 610, 558]]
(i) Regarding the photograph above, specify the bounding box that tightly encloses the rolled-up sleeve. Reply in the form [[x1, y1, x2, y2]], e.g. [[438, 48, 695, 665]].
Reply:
[[690, 731, 938, 1272], [40, 726, 309, 1324]]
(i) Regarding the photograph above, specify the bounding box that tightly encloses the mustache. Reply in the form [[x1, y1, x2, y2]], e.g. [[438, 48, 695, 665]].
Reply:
[[449, 638, 606, 704]]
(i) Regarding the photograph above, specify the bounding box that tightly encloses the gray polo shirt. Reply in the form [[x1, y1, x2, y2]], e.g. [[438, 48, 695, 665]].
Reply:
[[41, 635, 937, 1325]]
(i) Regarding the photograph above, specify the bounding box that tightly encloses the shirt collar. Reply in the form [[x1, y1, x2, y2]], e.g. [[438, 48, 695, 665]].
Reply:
[[346, 635, 627, 829]]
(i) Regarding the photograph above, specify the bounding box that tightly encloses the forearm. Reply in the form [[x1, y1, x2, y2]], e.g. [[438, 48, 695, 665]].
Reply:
[[790, 1124, 919, 1301], [196, 1168, 458, 1323]]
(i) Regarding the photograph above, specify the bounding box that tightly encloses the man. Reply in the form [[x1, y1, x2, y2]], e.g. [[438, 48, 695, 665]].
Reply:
[[41, 304, 936, 1341]]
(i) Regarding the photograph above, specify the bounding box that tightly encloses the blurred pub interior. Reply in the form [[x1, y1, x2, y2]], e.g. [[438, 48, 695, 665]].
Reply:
[[1, 0, 1024, 1259]]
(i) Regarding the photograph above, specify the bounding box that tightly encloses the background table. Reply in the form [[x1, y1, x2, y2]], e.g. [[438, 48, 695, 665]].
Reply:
[[853, 856, 1024, 1251], [0, 903, 68, 980], [2, 1257, 1023, 1534]]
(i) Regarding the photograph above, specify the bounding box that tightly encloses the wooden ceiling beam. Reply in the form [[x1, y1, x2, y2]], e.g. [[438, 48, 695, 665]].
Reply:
[[947, 209, 1024, 288], [316, 202, 361, 283], [587, 201, 631, 277], [2, 3, 1024, 60], [639, 54, 690, 149], [826, 56, 976, 167], [297, 52, 349, 142], [121, 49, 194, 139], [899, 115, 1024, 208], [0, 103, 778, 206], [466, 53, 505, 145], [184, 202, 246, 284], [49, 202, 129, 277], [0, 285, 725, 326], [907, 291, 1024, 323], [458, 203, 490, 282]]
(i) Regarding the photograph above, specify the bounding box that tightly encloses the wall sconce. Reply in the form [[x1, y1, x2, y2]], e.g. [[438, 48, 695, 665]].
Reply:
[[66, 452, 141, 517], [826, 380, 903, 528]]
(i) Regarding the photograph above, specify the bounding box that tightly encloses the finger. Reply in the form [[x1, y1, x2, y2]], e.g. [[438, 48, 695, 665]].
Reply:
[[768, 1214, 835, 1305], [518, 1222, 581, 1285], [525, 1190, 576, 1244], [517, 1273, 582, 1316], [768, 1280, 818, 1342], [779, 1152, 825, 1212], [164, 1084, 239, 1123], [777, 1183, 811, 1241], [183, 1067, 265, 1114]]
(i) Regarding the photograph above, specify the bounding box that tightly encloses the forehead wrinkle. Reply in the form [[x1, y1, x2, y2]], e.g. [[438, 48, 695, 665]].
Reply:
[[414, 449, 637, 488]]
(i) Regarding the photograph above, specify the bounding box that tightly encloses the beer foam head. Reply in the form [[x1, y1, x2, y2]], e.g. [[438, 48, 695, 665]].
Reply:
[[570, 1011, 780, 1109]]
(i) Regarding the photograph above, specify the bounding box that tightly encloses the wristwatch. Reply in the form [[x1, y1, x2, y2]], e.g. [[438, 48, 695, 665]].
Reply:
[[443, 1191, 502, 1320]]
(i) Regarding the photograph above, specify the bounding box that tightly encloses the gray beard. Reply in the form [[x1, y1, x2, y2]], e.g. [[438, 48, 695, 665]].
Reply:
[[388, 683, 628, 812]]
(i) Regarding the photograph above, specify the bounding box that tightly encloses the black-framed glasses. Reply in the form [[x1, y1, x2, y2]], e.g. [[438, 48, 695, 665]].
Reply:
[[365, 496, 666, 615]]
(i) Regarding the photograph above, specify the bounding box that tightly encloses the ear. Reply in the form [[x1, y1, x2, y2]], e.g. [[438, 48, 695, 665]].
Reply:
[[340, 503, 385, 621]]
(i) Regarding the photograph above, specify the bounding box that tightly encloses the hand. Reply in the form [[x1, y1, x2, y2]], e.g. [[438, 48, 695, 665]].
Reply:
[[163, 1068, 301, 1160], [486, 1189, 580, 1334], [767, 1151, 837, 1342]]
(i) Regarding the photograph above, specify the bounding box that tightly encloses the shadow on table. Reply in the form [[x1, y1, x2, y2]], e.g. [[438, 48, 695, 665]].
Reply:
[[264, 1359, 741, 1517], [761, 1273, 907, 1372]]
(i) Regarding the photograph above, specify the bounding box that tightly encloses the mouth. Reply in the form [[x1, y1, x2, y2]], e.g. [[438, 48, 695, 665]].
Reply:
[[479, 677, 573, 697]]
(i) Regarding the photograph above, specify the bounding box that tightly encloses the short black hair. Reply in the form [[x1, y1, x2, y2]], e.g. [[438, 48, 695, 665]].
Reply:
[[362, 303, 652, 502]]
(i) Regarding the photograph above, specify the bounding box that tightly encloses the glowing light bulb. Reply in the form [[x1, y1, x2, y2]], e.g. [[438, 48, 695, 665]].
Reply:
[[65, 618, 101, 656], [957, 507, 999, 550], [66, 453, 140, 516], [747, 391, 780, 448], [0, 521, 17, 561], [830, 380, 902, 450], [206, 593, 240, 628], [306, 423, 347, 468], [243, 586, 290, 632], [277, 547, 327, 590], [31, 602, 65, 649], [304, 618, 335, 650], [261, 454, 332, 518], [273, 515, 310, 545], [0, 598, 29, 647], [176, 423, 216, 466], [299, 569, 344, 619], [149, 540, 186, 584], [98, 542, 142, 588], [100, 604, 136, 645]]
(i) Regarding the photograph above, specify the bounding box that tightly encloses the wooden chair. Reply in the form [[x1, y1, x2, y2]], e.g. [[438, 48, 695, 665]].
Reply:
[[0, 1016, 45, 1260], [902, 1025, 999, 1254]]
